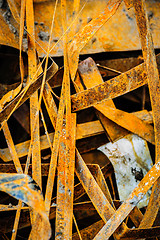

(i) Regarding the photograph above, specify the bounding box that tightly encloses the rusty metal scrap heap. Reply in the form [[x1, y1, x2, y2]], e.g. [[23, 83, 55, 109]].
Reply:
[[0, 0, 160, 239]]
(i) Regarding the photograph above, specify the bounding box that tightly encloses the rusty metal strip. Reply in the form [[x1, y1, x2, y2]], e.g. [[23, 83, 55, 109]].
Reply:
[[95, 104, 155, 144], [19, 0, 26, 83], [68, 0, 122, 80], [55, 114, 76, 239], [133, 0, 160, 149], [55, 123, 67, 239], [73, 214, 83, 240], [75, 149, 128, 239], [44, 79, 65, 215], [73, 222, 160, 240], [73, 162, 113, 202], [139, 180, 160, 228], [93, 160, 160, 239], [71, 60, 148, 112], [59, 0, 75, 236], [63, 114, 76, 238], [133, 0, 160, 229], [112, 201, 143, 228], [78, 57, 128, 142], [87, 164, 113, 205], [26, 0, 42, 236], [26, 0, 41, 188]]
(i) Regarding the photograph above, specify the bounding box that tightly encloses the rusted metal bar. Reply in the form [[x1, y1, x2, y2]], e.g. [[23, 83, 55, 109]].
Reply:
[[133, 0, 160, 229], [87, 164, 113, 205], [96, 104, 154, 144], [26, 0, 41, 188], [78, 57, 128, 142], [72, 163, 113, 203], [44, 70, 65, 217], [26, 0, 42, 237], [73, 222, 160, 240], [75, 149, 128, 239], [55, 114, 76, 239], [71, 54, 160, 112], [55, 123, 67, 239], [48, 56, 144, 89], [63, 113, 76, 238]]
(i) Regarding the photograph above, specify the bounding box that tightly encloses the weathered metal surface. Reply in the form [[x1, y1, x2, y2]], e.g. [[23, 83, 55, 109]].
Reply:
[[78, 57, 129, 142], [72, 60, 147, 111], [1, 1, 160, 57], [56, 115, 76, 239], [71, 53, 160, 112], [0, 0, 160, 238], [133, 0, 160, 230], [75, 149, 129, 239], [98, 134, 153, 208]]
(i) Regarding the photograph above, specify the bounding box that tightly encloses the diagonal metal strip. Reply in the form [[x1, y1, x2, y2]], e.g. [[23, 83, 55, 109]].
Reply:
[[132, 0, 160, 229], [95, 104, 154, 144], [26, 0, 42, 238], [75, 149, 129, 239], [71, 54, 160, 112], [77, 57, 128, 142]]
